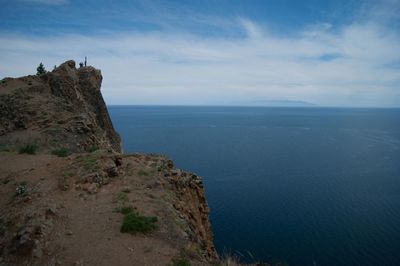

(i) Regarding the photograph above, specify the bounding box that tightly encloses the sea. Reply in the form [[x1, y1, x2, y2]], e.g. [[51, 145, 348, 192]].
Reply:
[[108, 106, 400, 266]]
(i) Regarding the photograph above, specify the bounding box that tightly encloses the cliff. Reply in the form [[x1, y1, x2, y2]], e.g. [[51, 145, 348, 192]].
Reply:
[[0, 60, 121, 153], [0, 61, 218, 266]]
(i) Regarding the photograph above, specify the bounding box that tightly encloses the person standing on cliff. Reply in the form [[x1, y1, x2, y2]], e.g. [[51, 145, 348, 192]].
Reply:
[[84, 56, 87, 67]]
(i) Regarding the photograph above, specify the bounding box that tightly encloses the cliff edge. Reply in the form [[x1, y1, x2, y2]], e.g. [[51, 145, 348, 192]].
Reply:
[[0, 60, 121, 153], [0, 61, 218, 266]]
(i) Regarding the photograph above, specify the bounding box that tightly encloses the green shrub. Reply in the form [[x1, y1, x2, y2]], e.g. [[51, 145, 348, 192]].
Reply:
[[15, 182, 27, 196], [117, 191, 129, 203], [36, 62, 46, 75], [170, 258, 191, 266], [76, 154, 99, 171], [138, 169, 149, 176], [120, 211, 157, 234], [19, 144, 38, 154], [117, 206, 135, 215], [170, 251, 191, 266], [87, 145, 99, 153], [52, 148, 68, 157]]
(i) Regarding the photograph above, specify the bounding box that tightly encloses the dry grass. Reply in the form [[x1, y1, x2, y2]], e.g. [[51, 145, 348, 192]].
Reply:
[[215, 252, 268, 266]]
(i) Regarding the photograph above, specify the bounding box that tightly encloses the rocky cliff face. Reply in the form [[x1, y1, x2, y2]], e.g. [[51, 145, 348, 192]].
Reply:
[[0, 60, 121, 153], [0, 61, 218, 265], [166, 168, 216, 259]]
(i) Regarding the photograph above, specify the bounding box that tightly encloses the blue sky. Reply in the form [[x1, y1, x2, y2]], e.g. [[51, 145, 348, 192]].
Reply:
[[0, 0, 399, 107]]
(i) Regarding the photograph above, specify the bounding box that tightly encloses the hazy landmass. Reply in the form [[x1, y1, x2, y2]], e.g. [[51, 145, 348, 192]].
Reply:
[[250, 100, 317, 107]]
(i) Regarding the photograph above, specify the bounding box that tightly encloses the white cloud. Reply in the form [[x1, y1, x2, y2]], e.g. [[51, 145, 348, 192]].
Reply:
[[239, 18, 264, 39], [0, 18, 399, 107]]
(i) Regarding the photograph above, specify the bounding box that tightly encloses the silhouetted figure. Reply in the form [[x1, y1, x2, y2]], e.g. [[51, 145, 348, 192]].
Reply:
[[84, 56, 87, 67], [79, 62, 84, 68]]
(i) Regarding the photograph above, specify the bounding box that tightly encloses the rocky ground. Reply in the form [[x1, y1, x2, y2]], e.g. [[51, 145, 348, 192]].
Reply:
[[0, 60, 121, 154], [0, 151, 216, 266]]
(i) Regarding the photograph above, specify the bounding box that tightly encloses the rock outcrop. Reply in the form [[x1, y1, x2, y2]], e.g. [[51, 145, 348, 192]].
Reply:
[[0, 60, 121, 153], [0, 61, 218, 266], [166, 168, 216, 259]]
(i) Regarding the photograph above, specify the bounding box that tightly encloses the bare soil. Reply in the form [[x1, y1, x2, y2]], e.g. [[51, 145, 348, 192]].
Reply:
[[0, 151, 208, 266]]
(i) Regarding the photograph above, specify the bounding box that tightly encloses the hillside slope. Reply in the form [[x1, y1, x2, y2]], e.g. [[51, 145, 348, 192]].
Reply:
[[0, 61, 218, 266]]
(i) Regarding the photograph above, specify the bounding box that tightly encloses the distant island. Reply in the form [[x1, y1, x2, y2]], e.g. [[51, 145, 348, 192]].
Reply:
[[250, 100, 317, 107]]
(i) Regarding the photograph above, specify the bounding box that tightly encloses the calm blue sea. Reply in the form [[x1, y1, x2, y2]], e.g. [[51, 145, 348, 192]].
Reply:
[[108, 106, 400, 266]]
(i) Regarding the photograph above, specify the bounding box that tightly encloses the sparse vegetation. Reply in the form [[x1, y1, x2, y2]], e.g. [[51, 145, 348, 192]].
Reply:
[[117, 191, 129, 203], [15, 182, 27, 196], [161, 159, 173, 170], [0, 144, 10, 152], [117, 206, 135, 215], [52, 148, 68, 157], [170, 258, 191, 266], [76, 154, 99, 171], [121, 188, 131, 193], [64, 170, 75, 178], [212, 253, 266, 266], [120, 209, 158, 234], [36, 62, 46, 75], [18, 144, 38, 154], [87, 145, 99, 153], [45, 127, 63, 136], [138, 169, 149, 176], [170, 250, 191, 266]]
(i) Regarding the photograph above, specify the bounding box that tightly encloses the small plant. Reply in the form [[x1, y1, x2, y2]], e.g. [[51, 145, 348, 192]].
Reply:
[[19, 144, 38, 154], [15, 182, 27, 196], [76, 154, 99, 171], [170, 258, 191, 266], [117, 191, 129, 203], [117, 206, 135, 215], [36, 62, 46, 75], [52, 148, 68, 157], [121, 188, 131, 193], [170, 250, 191, 266], [0, 144, 10, 152], [138, 169, 149, 176], [87, 145, 99, 153], [120, 211, 157, 234]]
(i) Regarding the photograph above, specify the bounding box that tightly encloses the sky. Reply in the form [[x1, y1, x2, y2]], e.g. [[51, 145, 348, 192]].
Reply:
[[0, 0, 399, 107]]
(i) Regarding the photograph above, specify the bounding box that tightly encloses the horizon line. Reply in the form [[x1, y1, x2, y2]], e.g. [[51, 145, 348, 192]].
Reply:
[[106, 104, 400, 109]]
